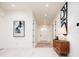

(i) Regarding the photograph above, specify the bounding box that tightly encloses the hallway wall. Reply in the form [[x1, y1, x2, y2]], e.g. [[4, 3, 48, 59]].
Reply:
[[68, 2, 79, 56], [52, 12, 61, 40], [32, 16, 38, 47], [0, 9, 33, 48]]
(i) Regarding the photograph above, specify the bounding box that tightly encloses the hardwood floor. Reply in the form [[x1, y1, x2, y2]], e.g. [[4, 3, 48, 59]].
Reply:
[[35, 41, 52, 48]]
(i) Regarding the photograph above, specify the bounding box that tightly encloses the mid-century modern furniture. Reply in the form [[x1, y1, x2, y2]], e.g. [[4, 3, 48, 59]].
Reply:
[[53, 40, 70, 56]]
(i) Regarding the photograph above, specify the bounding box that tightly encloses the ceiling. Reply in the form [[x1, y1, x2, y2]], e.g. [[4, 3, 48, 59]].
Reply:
[[0, 2, 64, 25]]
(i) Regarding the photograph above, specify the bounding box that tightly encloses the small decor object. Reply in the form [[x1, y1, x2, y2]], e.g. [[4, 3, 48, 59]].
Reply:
[[60, 2, 68, 35], [55, 36, 59, 40], [13, 21, 25, 37]]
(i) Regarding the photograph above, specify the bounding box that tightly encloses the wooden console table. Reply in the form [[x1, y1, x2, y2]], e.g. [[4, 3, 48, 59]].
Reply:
[[53, 40, 70, 56]]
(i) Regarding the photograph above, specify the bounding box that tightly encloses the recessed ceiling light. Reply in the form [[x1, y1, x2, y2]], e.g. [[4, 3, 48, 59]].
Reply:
[[45, 4, 48, 7], [45, 14, 47, 17], [11, 4, 15, 7]]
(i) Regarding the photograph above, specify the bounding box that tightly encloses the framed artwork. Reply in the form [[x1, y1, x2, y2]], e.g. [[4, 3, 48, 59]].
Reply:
[[13, 21, 25, 37], [60, 2, 68, 35]]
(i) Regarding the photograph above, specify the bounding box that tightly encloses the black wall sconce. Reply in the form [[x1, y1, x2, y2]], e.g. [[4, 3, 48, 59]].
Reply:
[[77, 23, 79, 26]]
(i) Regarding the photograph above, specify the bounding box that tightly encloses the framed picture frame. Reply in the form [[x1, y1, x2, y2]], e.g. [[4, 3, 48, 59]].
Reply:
[[60, 2, 68, 35], [13, 21, 25, 37]]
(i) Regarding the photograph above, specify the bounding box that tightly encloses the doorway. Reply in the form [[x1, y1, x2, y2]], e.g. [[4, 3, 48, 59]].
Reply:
[[35, 25, 52, 48]]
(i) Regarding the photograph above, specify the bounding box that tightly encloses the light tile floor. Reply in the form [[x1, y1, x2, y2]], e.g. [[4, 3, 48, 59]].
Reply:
[[0, 48, 58, 57]]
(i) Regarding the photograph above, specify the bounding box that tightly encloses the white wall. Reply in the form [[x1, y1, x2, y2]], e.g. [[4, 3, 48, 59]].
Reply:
[[68, 2, 79, 57], [0, 8, 5, 17], [0, 10, 33, 48], [0, 8, 5, 24], [52, 12, 61, 40]]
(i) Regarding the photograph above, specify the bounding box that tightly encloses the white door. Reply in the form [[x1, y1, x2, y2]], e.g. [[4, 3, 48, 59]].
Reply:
[[39, 27, 50, 42]]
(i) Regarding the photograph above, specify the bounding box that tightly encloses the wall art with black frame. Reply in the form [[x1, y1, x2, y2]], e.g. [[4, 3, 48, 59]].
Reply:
[[60, 2, 68, 35], [13, 21, 25, 37]]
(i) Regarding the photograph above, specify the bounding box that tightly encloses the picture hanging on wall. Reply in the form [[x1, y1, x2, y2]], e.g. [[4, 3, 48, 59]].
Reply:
[[13, 21, 25, 37], [60, 2, 68, 35]]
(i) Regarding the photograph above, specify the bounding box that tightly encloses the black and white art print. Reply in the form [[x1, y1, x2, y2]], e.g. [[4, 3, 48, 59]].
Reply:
[[60, 2, 68, 35], [13, 21, 25, 37]]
